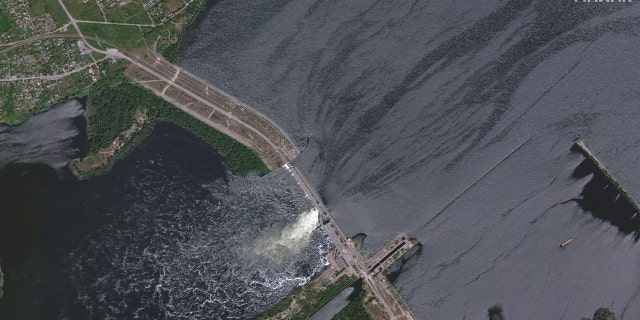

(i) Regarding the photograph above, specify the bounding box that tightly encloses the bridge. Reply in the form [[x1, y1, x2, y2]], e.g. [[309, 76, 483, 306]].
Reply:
[[285, 164, 416, 320], [56, 1, 417, 318]]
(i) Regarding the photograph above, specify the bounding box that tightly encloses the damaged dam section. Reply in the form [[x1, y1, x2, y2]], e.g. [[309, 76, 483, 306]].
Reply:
[[572, 140, 640, 240], [256, 233, 422, 320]]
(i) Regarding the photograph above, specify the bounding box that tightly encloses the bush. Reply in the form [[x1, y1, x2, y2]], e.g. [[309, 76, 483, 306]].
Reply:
[[593, 308, 615, 320], [86, 73, 269, 176]]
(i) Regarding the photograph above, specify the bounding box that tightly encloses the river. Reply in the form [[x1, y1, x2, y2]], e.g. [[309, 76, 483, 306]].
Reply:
[[0, 100, 329, 319], [179, 1, 640, 318]]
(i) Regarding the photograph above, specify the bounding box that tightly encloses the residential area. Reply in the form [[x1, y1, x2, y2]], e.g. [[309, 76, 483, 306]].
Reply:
[[0, 0, 200, 124]]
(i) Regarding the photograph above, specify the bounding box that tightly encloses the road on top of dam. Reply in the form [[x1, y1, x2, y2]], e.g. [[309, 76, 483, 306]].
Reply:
[[55, 0, 416, 318]]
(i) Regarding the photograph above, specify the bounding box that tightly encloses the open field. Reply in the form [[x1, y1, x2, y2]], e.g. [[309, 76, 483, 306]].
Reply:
[[0, 11, 13, 33], [26, 0, 70, 27], [78, 23, 150, 50], [61, 0, 105, 21], [104, 1, 152, 24]]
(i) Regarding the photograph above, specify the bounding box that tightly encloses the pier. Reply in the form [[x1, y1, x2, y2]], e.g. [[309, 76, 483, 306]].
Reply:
[[573, 140, 640, 214]]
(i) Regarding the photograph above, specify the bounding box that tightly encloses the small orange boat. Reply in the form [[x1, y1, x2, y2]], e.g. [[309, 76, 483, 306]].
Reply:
[[560, 238, 574, 248]]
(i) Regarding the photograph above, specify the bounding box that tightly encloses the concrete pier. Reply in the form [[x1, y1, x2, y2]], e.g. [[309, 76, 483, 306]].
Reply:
[[573, 140, 640, 214]]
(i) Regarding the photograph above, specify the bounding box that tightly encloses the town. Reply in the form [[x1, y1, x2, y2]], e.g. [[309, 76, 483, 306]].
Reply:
[[0, 0, 197, 124]]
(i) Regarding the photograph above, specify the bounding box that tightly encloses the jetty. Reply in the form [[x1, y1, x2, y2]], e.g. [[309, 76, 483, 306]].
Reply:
[[572, 140, 640, 214]]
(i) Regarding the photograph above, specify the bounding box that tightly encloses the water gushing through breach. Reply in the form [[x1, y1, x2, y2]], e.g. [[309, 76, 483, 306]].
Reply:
[[250, 208, 320, 262]]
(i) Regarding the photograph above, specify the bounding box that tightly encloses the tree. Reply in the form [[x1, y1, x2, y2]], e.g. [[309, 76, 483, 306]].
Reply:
[[593, 308, 615, 320]]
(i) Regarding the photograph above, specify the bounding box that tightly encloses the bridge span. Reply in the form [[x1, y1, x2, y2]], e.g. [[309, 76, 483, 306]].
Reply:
[[58, 0, 417, 312], [284, 164, 417, 320]]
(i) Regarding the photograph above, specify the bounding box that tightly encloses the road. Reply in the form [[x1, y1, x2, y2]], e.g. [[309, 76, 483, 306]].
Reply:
[[285, 164, 415, 320], [0, 58, 106, 82], [17, 2, 416, 318], [65, 0, 297, 168], [120, 49, 296, 167], [74, 19, 156, 27]]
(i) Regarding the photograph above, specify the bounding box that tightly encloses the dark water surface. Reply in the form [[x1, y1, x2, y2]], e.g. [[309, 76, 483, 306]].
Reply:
[[180, 1, 640, 318], [0, 99, 87, 174], [0, 114, 329, 319]]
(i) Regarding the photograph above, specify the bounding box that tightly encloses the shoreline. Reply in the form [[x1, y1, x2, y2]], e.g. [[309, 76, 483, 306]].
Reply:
[[65, 1, 272, 180]]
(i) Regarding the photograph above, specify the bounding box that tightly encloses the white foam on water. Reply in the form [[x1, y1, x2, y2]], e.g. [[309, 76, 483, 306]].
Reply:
[[249, 208, 319, 261]]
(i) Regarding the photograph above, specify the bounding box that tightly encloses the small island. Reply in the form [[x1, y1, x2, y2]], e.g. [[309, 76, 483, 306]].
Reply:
[[581, 307, 616, 320]]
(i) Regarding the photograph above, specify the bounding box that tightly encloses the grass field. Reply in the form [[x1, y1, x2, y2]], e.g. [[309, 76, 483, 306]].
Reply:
[[105, 2, 153, 24], [78, 23, 151, 50], [0, 11, 13, 33], [61, 0, 105, 21], [26, 0, 70, 27]]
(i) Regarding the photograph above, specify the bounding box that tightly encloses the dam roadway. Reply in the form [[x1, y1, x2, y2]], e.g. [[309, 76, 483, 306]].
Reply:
[[56, 1, 415, 317], [122, 47, 418, 317], [122, 47, 418, 318], [122, 51, 416, 319]]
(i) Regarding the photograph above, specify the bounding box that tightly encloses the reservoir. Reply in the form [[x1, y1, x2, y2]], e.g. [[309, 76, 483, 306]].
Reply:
[[0, 101, 329, 319], [179, 1, 640, 318]]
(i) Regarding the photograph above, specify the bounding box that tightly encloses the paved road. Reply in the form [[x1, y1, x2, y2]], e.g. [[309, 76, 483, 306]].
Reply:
[[285, 164, 415, 320], [74, 19, 156, 27], [0, 24, 71, 48], [17, 3, 416, 318], [62, 5, 295, 167], [121, 50, 295, 165]]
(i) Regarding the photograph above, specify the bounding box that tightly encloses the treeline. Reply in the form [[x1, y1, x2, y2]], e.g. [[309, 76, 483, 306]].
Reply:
[[255, 275, 357, 320], [159, 42, 180, 64], [584, 308, 616, 320], [332, 289, 373, 320], [87, 84, 138, 153], [149, 96, 269, 176], [86, 67, 269, 176]]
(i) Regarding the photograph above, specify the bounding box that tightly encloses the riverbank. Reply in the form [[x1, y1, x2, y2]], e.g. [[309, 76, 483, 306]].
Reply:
[[0, 0, 209, 126], [255, 269, 357, 320], [70, 62, 268, 178]]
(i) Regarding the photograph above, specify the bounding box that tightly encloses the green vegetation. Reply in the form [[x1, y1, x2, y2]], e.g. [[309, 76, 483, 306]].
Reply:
[[105, 2, 152, 25], [0, 10, 13, 32], [0, 56, 96, 126], [78, 23, 151, 50], [80, 64, 268, 176], [580, 307, 617, 320], [255, 275, 358, 320], [0, 84, 18, 123], [26, 0, 70, 27], [160, 41, 180, 64], [61, 0, 105, 22], [593, 308, 616, 320], [332, 289, 374, 320], [2, 0, 209, 125], [65, 0, 208, 55], [147, 0, 208, 62], [1, 1, 266, 175]]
